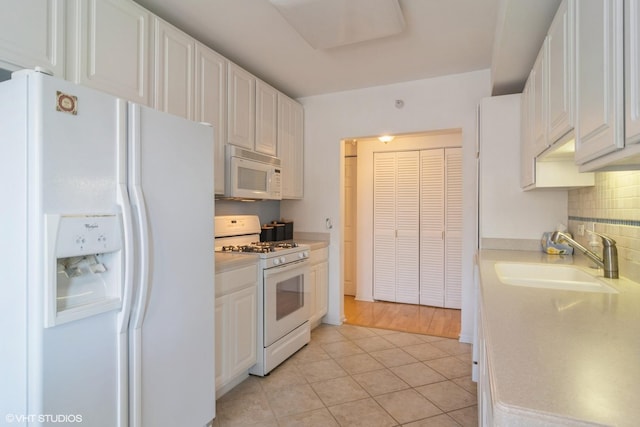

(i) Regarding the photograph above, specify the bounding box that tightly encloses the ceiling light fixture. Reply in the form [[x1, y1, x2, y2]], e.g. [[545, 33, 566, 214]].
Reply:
[[378, 135, 394, 143]]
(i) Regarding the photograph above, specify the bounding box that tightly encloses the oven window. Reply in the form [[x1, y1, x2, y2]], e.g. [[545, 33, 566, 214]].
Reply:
[[276, 275, 304, 320]]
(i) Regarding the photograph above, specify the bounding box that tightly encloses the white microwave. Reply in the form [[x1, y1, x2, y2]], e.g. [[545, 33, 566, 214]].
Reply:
[[226, 146, 282, 200]]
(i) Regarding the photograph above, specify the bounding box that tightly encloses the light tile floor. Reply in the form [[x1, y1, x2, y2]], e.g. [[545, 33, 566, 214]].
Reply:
[[214, 324, 477, 427]]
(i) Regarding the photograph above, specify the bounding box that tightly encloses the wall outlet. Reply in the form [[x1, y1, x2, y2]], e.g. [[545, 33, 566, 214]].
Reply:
[[577, 224, 585, 236]]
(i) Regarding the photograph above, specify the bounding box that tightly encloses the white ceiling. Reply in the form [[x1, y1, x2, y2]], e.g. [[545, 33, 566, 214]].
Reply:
[[134, 0, 560, 99]]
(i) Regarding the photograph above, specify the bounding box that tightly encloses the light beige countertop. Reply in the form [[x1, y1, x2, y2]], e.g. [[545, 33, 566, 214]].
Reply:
[[296, 239, 329, 251], [215, 252, 259, 273], [478, 250, 640, 426]]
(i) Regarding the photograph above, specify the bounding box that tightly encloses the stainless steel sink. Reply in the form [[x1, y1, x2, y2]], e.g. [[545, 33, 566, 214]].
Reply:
[[494, 262, 618, 293]]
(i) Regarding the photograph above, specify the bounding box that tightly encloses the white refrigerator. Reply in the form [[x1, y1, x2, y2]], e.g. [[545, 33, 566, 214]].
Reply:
[[0, 70, 215, 427]]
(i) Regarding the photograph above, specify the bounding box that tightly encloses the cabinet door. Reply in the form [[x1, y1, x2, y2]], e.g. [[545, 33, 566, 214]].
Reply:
[[255, 80, 278, 156], [278, 93, 304, 199], [0, 0, 64, 76], [315, 261, 328, 319], [68, 0, 150, 105], [520, 76, 536, 188], [444, 148, 463, 309], [532, 42, 548, 156], [195, 43, 227, 194], [227, 286, 257, 379], [214, 296, 227, 390], [227, 63, 255, 149], [419, 149, 445, 307], [308, 264, 318, 323], [153, 18, 195, 120], [626, 0, 640, 145], [547, 0, 575, 143], [575, 0, 624, 164]]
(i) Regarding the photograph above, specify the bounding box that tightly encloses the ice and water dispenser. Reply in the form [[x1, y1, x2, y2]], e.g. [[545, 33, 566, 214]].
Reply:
[[45, 214, 124, 327]]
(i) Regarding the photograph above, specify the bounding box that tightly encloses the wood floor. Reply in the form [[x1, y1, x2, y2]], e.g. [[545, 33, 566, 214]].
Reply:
[[343, 295, 461, 339]]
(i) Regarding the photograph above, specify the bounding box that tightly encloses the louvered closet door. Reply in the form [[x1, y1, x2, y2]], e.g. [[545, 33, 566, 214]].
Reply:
[[444, 148, 463, 308], [373, 153, 397, 302], [395, 152, 420, 303], [419, 149, 445, 307], [373, 151, 420, 303]]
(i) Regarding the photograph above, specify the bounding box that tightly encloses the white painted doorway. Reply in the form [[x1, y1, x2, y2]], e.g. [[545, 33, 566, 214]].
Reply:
[[343, 140, 358, 296]]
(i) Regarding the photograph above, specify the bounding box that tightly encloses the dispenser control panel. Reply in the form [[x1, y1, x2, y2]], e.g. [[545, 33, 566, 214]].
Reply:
[[56, 214, 122, 257]]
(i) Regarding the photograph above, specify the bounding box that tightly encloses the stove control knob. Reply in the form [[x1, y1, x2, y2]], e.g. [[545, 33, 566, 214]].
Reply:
[[273, 258, 281, 266], [299, 251, 308, 259], [280, 256, 286, 264]]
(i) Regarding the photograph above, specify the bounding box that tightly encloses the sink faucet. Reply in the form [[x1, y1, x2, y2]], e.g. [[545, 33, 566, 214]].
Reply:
[[550, 231, 619, 279]]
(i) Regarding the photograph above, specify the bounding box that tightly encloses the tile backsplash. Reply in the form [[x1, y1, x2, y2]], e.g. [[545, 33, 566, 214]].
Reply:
[[568, 171, 640, 282]]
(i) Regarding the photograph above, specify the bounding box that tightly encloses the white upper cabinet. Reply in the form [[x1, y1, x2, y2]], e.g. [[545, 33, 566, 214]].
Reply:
[[531, 42, 549, 156], [195, 44, 227, 195], [547, 0, 575, 144], [67, 0, 150, 105], [255, 80, 278, 156], [520, 78, 536, 188], [625, 0, 640, 146], [153, 18, 195, 120], [574, 0, 624, 165], [278, 93, 304, 199], [0, 0, 64, 76], [227, 62, 255, 150]]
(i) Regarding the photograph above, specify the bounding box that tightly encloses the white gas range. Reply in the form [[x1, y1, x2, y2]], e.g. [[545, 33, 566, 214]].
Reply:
[[214, 215, 311, 376]]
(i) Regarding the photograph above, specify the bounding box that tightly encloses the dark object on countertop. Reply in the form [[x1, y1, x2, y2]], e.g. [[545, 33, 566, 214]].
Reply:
[[260, 225, 274, 242], [271, 219, 294, 240], [270, 222, 285, 241]]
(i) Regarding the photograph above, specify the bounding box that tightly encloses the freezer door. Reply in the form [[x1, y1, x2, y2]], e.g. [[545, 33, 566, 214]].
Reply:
[[128, 103, 215, 427], [15, 70, 131, 427]]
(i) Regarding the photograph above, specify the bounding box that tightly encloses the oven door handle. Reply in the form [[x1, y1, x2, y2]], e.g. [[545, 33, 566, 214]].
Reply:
[[263, 259, 309, 277]]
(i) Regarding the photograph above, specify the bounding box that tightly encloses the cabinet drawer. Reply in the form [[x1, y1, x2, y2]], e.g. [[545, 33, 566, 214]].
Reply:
[[215, 264, 258, 297]]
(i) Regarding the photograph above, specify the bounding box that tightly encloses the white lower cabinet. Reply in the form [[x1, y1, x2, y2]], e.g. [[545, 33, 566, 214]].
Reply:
[[309, 247, 329, 328], [477, 300, 494, 427], [215, 263, 258, 395]]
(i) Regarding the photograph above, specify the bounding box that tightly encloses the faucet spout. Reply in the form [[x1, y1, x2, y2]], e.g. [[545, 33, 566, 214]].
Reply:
[[550, 231, 619, 279]]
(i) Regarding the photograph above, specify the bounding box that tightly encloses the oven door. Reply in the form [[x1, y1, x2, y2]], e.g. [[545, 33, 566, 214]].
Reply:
[[263, 259, 310, 347]]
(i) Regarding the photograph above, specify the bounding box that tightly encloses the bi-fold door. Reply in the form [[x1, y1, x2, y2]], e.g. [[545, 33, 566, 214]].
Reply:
[[373, 148, 462, 309]]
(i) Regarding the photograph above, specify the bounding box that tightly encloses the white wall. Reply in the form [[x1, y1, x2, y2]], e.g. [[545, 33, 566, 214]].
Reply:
[[479, 95, 568, 243], [281, 69, 492, 342]]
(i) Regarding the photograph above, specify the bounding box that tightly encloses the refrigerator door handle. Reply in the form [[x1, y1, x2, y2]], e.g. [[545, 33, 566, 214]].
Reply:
[[128, 103, 151, 331], [129, 183, 150, 329], [116, 100, 135, 334], [116, 99, 135, 335], [117, 183, 135, 334]]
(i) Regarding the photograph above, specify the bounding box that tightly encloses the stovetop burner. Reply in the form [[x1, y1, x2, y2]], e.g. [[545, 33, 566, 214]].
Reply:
[[220, 244, 274, 253], [219, 241, 300, 254]]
